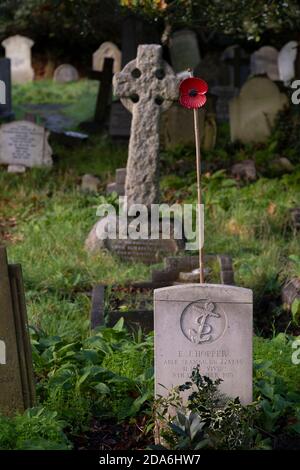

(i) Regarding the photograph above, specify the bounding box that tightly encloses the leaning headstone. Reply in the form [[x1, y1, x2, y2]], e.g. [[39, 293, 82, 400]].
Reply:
[[169, 29, 201, 73], [230, 77, 288, 143], [0, 120, 53, 169], [154, 284, 253, 405], [0, 58, 14, 121], [93, 42, 121, 75], [0, 246, 35, 415], [88, 58, 113, 127], [53, 64, 79, 83], [1, 35, 34, 84], [278, 41, 298, 85], [250, 46, 279, 81]]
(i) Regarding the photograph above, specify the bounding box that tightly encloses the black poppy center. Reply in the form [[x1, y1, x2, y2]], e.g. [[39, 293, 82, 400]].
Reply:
[[189, 89, 198, 97]]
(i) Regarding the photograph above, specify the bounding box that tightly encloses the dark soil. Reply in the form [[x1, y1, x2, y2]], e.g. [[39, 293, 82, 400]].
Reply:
[[71, 417, 154, 450]]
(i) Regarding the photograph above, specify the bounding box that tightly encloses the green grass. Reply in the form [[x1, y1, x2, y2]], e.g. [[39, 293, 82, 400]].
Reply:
[[12, 79, 98, 126]]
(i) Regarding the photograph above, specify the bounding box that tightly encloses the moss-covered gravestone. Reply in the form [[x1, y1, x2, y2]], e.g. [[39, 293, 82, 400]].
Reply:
[[0, 246, 35, 415]]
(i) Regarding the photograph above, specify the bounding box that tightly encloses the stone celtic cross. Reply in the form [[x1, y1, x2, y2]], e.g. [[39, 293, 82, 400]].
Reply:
[[113, 44, 179, 207]]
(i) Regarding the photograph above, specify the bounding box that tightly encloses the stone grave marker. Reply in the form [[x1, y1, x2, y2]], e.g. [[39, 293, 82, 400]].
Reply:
[[222, 45, 250, 88], [53, 64, 79, 83], [86, 45, 183, 261], [109, 14, 160, 140], [0, 246, 35, 415], [106, 167, 126, 196], [0, 120, 53, 171], [154, 284, 253, 405], [230, 77, 288, 143], [1, 35, 34, 84], [93, 42, 121, 75], [250, 46, 279, 81], [113, 44, 178, 207], [169, 29, 201, 73], [278, 41, 298, 85], [0, 58, 14, 121], [81, 57, 114, 130]]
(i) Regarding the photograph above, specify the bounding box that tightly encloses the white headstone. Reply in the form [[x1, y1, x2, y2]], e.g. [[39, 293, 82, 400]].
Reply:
[[154, 284, 253, 405], [250, 46, 279, 81], [0, 121, 53, 168], [278, 41, 298, 85], [1, 35, 34, 84], [53, 64, 79, 83], [93, 42, 121, 75], [230, 77, 288, 143]]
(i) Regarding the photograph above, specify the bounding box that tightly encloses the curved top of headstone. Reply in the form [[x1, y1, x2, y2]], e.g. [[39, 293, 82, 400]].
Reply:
[[93, 41, 121, 75], [2, 35, 34, 49], [250, 46, 279, 81], [53, 64, 79, 83], [154, 283, 253, 303], [169, 29, 201, 73], [113, 44, 179, 114], [278, 41, 298, 84], [239, 76, 285, 100]]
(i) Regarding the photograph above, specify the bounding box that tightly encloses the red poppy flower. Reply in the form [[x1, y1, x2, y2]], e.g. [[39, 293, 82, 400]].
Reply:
[[179, 77, 208, 109]]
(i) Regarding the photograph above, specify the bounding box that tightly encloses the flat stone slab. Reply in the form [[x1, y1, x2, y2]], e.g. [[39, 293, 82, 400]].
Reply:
[[154, 283, 253, 405]]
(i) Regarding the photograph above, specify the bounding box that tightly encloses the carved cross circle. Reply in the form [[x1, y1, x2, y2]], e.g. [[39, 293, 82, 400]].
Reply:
[[113, 44, 179, 114]]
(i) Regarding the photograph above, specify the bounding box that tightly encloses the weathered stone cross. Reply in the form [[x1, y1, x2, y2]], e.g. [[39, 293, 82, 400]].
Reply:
[[113, 44, 179, 207]]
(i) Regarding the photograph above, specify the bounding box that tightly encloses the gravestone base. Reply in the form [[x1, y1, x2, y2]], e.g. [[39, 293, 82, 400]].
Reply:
[[85, 215, 184, 265]]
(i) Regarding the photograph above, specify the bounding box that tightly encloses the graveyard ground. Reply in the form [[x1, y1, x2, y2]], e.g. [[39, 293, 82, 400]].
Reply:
[[0, 80, 300, 450]]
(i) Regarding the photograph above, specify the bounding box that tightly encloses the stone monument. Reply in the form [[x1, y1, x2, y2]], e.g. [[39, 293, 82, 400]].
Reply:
[[154, 284, 253, 405], [1, 35, 34, 84], [0, 120, 53, 171]]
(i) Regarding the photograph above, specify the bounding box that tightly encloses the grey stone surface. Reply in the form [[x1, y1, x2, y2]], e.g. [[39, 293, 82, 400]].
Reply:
[[230, 77, 288, 143], [7, 164, 26, 173], [0, 120, 53, 168], [278, 41, 298, 84], [161, 103, 205, 150], [154, 284, 253, 405], [113, 44, 179, 207], [81, 174, 100, 192], [0, 247, 35, 415], [282, 278, 300, 310], [169, 29, 201, 73], [53, 64, 79, 83], [231, 159, 257, 181], [1, 35, 34, 84], [93, 42, 121, 75], [250, 46, 279, 81]]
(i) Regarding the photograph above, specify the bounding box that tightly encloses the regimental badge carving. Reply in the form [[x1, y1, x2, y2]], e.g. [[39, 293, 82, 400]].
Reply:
[[180, 300, 227, 344]]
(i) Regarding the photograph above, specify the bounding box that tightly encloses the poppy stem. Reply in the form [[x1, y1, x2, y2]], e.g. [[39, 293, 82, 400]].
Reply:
[[193, 107, 204, 284]]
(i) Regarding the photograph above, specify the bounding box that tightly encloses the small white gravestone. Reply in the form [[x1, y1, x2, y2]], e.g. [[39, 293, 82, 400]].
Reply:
[[93, 42, 121, 75], [278, 41, 298, 85], [53, 64, 79, 83], [229, 77, 288, 143], [1, 35, 34, 84], [0, 121, 53, 168], [0, 340, 6, 365], [250, 46, 279, 81], [154, 284, 253, 405]]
